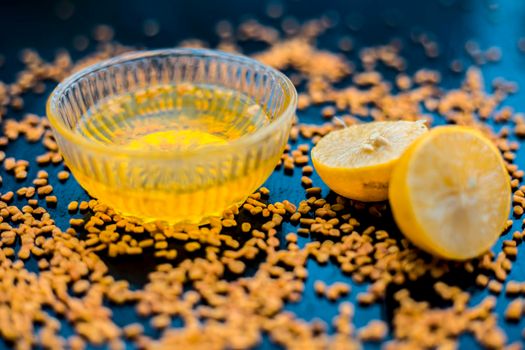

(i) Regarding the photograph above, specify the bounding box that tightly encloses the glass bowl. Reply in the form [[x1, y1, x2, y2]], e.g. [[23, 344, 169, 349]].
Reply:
[[47, 48, 297, 224]]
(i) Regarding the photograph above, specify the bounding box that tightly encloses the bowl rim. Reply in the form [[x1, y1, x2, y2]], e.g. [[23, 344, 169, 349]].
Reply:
[[46, 48, 297, 159]]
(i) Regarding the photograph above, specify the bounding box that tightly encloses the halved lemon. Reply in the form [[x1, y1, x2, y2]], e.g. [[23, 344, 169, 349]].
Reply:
[[389, 126, 511, 260], [311, 120, 428, 202]]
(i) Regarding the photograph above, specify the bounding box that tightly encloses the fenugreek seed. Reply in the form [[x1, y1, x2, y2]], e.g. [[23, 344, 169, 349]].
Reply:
[[297, 228, 309, 236], [45, 196, 57, 204], [297, 144, 310, 153], [125, 246, 142, 255], [42, 137, 58, 151], [222, 218, 237, 228], [184, 241, 200, 252], [16, 187, 27, 196], [284, 159, 294, 172], [151, 314, 171, 329], [294, 155, 309, 165], [306, 187, 322, 197], [36, 153, 51, 165], [298, 204, 311, 215], [357, 292, 375, 305], [3, 158, 15, 171], [313, 199, 327, 207], [36, 169, 48, 178], [285, 233, 298, 243], [1, 192, 13, 202], [503, 239, 517, 247], [69, 218, 84, 226], [505, 299, 523, 322], [58, 171, 70, 181], [259, 187, 270, 196], [123, 323, 144, 339], [68, 201, 78, 211], [228, 260, 245, 274], [15, 170, 27, 180], [289, 212, 301, 223], [301, 166, 313, 176], [3, 248, 14, 257], [261, 221, 276, 231], [503, 246, 518, 258], [154, 241, 168, 250], [72, 280, 90, 294], [321, 106, 336, 118], [300, 218, 315, 226], [476, 274, 489, 288], [51, 153, 63, 163], [243, 203, 254, 211], [154, 250, 168, 258], [17, 247, 30, 259], [225, 239, 240, 249], [37, 185, 53, 195], [249, 206, 263, 216], [79, 201, 89, 211], [165, 249, 177, 259], [68, 335, 85, 350], [502, 259, 513, 274], [301, 176, 313, 187], [136, 239, 153, 248], [488, 280, 502, 294], [23, 187, 35, 199], [506, 281, 521, 295], [246, 198, 266, 207], [358, 320, 388, 341], [325, 288, 340, 301], [281, 201, 296, 214], [33, 178, 47, 187], [314, 280, 326, 295]]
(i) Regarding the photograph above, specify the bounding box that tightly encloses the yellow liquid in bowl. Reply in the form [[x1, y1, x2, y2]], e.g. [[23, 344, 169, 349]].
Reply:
[[124, 130, 227, 150], [68, 84, 282, 223]]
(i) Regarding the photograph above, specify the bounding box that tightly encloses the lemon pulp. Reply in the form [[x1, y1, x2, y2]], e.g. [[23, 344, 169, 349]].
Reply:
[[389, 126, 511, 260], [311, 121, 428, 202]]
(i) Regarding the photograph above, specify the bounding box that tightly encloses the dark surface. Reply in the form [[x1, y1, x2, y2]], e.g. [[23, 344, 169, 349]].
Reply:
[[1, 0, 525, 349]]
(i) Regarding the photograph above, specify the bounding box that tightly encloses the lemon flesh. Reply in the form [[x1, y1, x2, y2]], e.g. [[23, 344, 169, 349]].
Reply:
[[311, 121, 428, 202], [389, 126, 511, 260]]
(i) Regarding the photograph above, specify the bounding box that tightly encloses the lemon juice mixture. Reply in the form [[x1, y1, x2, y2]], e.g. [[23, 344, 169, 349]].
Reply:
[[72, 84, 276, 223], [75, 84, 270, 150]]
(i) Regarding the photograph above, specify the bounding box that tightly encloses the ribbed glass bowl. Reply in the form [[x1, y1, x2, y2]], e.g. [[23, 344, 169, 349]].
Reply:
[[47, 48, 297, 224]]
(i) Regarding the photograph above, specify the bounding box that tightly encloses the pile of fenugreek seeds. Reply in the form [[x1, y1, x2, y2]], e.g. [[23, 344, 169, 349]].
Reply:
[[0, 9, 524, 350]]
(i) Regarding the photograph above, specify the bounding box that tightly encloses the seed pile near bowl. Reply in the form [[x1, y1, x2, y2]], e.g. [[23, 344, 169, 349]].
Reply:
[[0, 10, 524, 350]]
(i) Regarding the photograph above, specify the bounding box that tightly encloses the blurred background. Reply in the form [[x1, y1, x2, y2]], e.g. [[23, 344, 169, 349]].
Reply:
[[0, 0, 521, 99], [0, 1, 519, 73], [1, 0, 524, 105]]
